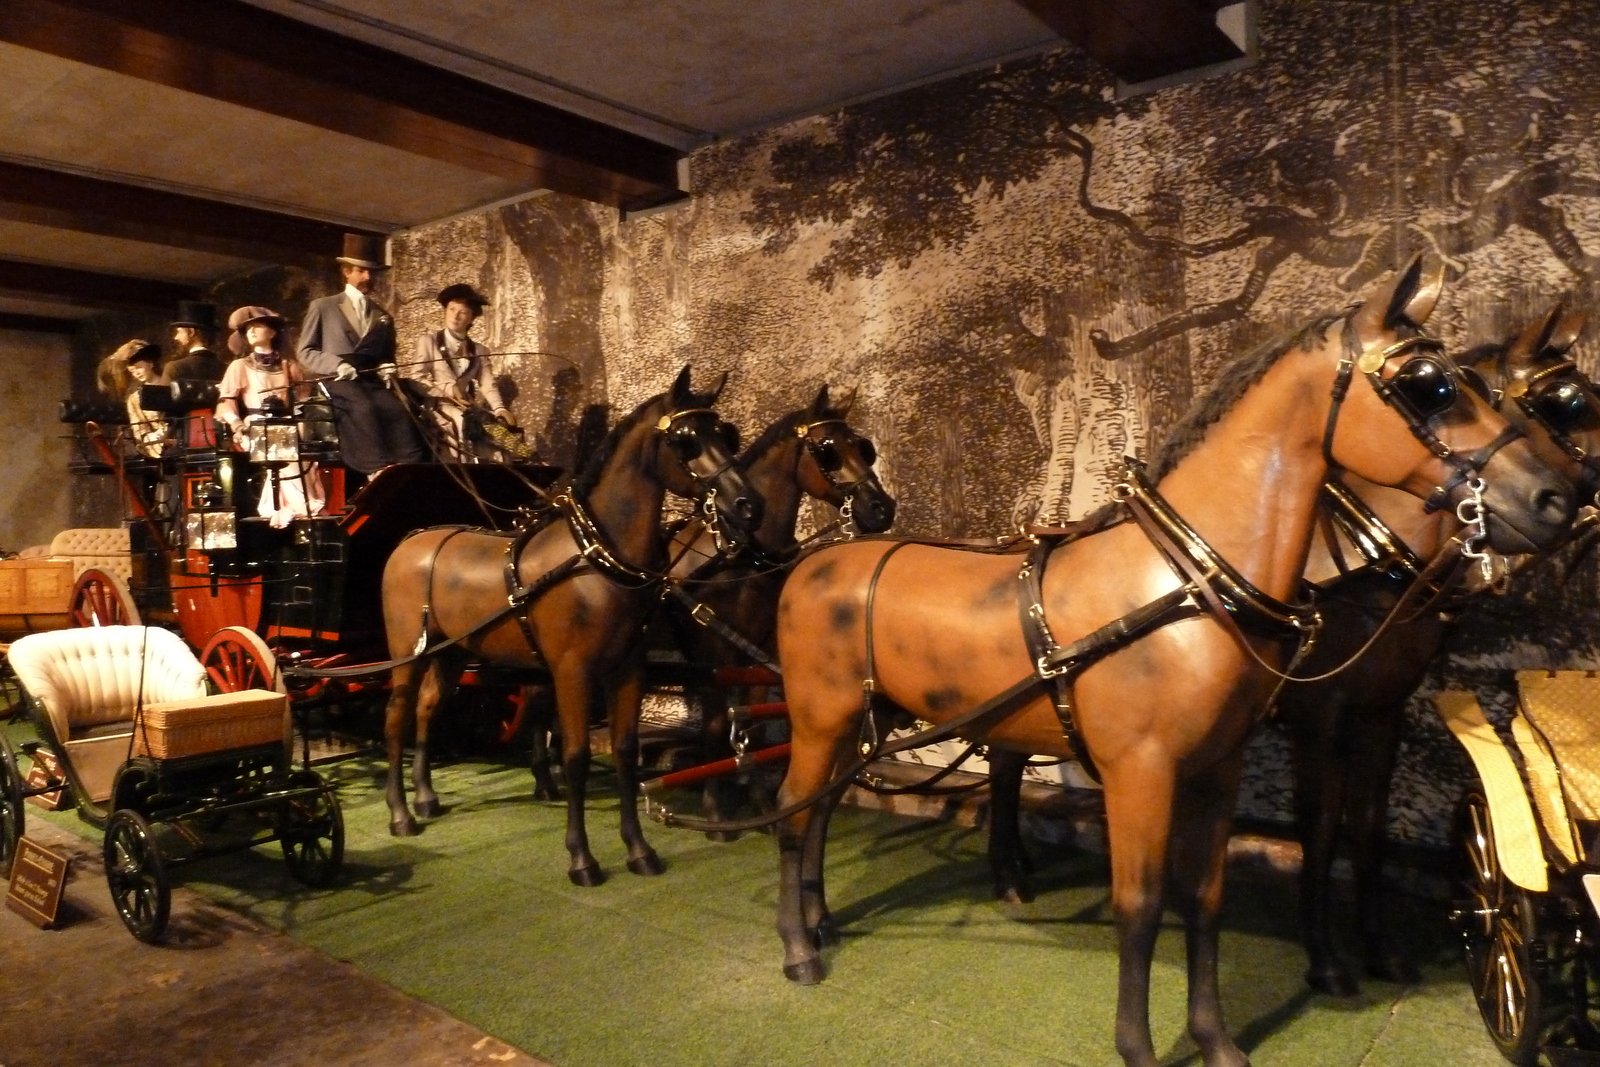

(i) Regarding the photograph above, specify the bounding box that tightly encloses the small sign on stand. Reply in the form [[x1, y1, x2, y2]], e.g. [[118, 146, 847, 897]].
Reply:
[[6, 837, 70, 929]]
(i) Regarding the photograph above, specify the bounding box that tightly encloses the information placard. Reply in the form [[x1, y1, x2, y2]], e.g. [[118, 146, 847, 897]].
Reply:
[[6, 837, 70, 928]]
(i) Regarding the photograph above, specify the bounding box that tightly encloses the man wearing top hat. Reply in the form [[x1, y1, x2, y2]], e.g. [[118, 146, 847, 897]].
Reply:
[[164, 300, 225, 383], [296, 233, 428, 474], [405, 284, 520, 461]]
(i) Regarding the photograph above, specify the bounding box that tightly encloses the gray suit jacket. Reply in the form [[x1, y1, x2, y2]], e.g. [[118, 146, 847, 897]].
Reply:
[[405, 330, 507, 414], [296, 292, 396, 377]]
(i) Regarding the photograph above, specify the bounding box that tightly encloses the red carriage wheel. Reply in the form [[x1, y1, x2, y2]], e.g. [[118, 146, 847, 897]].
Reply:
[[68, 569, 141, 628], [200, 626, 286, 694]]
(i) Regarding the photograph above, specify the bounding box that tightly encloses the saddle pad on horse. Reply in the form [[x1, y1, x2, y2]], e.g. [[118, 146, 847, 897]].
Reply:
[[1517, 670, 1600, 823]]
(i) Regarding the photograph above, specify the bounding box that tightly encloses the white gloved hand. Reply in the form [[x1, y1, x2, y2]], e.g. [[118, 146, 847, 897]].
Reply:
[[334, 362, 358, 381], [377, 362, 398, 383]]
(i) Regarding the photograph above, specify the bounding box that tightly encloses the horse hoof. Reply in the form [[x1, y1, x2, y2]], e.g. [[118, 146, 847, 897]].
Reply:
[[811, 918, 840, 948], [1305, 962, 1360, 998], [783, 959, 826, 985], [704, 830, 740, 844], [414, 799, 442, 819], [533, 784, 562, 802], [568, 865, 606, 888], [627, 852, 666, 877], [1366, 954, 1421, 985], [389, 816, 418, 838], [994, 883, 1035, 905]]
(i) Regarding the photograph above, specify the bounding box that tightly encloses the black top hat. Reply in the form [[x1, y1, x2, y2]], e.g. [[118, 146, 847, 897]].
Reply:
[[336, 233, 389, 270], [170, 300, 218, 331], [436, 284, 490, 312]]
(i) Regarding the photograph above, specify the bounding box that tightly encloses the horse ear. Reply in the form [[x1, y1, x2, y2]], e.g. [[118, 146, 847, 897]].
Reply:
[[703, 370, 728, 403], [830, 385, 857, 417], [1354, 254, 1444, 341], [1508, 302, 1568, 368], [669, 364, 693, 403], [809, 384, 830, 415], [1547, 304, 1588, 357]]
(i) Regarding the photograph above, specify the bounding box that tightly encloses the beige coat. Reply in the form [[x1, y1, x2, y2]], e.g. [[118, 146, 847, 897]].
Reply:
[[404, 330, 509, 459]]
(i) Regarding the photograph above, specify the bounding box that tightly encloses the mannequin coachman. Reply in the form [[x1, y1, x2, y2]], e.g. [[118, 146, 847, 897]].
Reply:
[[164, 300, 225, 384], [295, 233, 428, 475]]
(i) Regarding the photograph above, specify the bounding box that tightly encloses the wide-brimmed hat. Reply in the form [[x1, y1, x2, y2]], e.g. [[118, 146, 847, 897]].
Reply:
[[116, 340, 161, 365], [227, 306, 287, 356], [437, 283, 490, 313], [335, 232, 389, 270], [170, 300, 218, 331]]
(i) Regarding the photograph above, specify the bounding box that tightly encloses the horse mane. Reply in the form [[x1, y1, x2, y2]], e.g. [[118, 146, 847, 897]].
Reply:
[[736, 403, 842, 472], [1147, 309, 1350, 480], [569, 392, 666, 498]]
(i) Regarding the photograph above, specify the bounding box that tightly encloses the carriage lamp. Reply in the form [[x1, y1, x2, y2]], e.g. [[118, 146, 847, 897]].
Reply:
[[248, 422, 300, 464], [185, 510, 237, 551]]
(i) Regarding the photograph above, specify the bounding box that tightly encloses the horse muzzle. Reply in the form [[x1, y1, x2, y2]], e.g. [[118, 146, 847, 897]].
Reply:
[[849, 486, 896, 534], [1479, 472, 1576, 553]]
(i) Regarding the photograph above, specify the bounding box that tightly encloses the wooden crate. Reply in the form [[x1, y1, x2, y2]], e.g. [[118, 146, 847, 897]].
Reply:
[[131, 689, 288, 760], [0, 558, 73, 637]]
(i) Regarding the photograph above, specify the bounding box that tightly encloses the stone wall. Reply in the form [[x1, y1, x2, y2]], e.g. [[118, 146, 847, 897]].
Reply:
[[0, 328, 73, 550]]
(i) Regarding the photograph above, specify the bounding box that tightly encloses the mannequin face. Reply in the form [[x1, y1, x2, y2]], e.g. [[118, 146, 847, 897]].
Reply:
[[443, 300, 478, 336], [127, 359, 156, 384], [173, 326, 197, 350], [342, 264, 373, 294], [246, 323, 276, 349]]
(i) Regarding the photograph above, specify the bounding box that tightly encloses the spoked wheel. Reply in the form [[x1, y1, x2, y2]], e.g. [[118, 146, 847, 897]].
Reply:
[[69, 568, 141, 628], [279, 772, 344, 888], [103, 810, 170, 943], [1457, 788, 1547, 1065], [0, 735, 24, 876], [201, 626, 285, 694]]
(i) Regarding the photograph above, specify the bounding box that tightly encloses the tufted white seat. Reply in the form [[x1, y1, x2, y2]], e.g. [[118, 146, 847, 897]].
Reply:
[[8, 626, 207, 803], [46, 527, 132, 582]]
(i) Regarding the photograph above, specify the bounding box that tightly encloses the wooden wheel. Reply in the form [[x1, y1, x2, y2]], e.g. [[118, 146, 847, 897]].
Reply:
[[200, 626, 285, 694], [1456, 788, 1547, 1065], [279, 771, 344, 888], [0, 735, 23, 876], [69, 568, 141, 628], [103, 809, 170, 943]]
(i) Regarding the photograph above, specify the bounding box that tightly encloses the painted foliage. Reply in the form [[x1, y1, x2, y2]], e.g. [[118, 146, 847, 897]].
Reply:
[[389, 0, 1600, 845]]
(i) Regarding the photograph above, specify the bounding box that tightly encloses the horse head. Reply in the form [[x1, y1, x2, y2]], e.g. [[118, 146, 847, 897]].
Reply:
[[1331, 255, 1574, 553], [654, 365, 763, 549], [1468, 301, 1600, 506], [791, 385, 896, 535]]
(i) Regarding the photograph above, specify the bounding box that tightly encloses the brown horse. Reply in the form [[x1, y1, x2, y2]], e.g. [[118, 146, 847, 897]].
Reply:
[[768, 258, 1574, 1067], [663, 384, 894, 830], [379, 367, 762, 885], [987, 300, 1600, 998]]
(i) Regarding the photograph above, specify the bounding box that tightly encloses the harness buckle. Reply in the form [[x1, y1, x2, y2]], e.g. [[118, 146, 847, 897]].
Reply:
[[690, 601, 717, 626], [1036, 653, 1070, 680]]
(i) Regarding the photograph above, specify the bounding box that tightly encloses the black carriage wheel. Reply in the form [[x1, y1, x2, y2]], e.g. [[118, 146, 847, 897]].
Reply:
[[103, 810, 170, 943], [0, 735, 24, 876], [280, 773, 344, 888], [1457, 789, 1546, 1065]]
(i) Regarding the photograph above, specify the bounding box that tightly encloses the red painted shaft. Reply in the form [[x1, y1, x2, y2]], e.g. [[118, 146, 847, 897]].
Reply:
[[642, 743, 791, 794]]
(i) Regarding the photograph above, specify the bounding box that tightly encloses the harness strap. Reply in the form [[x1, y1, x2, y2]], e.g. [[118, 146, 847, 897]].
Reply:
[[665, 583, 782, 674], [1422, 424, 1524, 513], [857, 541, 912, 757]]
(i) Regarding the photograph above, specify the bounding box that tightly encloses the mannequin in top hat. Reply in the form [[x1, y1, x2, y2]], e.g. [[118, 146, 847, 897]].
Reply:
[[163, 300, 225, 384], [296, 233, 428, 474], [405, 284, 524, 461], [217, 306, 325, 527]]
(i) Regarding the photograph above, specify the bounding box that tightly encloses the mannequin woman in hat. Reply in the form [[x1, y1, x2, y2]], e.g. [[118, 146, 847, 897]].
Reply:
[[98, 340, 168, 458], [405, 283, 523, 461], [216, 306, 325, 527]]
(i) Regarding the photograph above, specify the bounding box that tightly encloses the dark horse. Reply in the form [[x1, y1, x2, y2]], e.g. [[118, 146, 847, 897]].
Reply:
[[768, 259, 1574, 1067], [379, 367, 762, 885], [987, 300, 1600, 999], [664, 384, 895, 829]]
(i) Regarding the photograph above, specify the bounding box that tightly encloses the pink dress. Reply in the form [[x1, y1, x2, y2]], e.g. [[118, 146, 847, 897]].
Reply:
[[215, 355, 326, 527]]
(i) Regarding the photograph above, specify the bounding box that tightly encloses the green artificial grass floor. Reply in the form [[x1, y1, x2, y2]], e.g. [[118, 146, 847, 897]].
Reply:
[[12, 722, 1510, 1067]]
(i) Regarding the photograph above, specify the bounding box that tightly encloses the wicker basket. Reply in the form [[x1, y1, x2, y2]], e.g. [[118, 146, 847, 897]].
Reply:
[[131, 689, 288, 760]]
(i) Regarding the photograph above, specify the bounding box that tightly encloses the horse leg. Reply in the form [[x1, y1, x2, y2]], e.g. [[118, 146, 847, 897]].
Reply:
[[1288, 701, 1358, 996], [610, 669, 664, 876], [987, 748, 1035, 903], [554, 666, 603, 886], [523, 684, 561, 801], [776, 732, 845, 985], [1348, 700, 1416, 983], [411, 651, 463, 820], [1167, 759, 1250, 1067], [383, 661, 421, 836], [1102, 761, 1176, 1067], [801, 784, 845, 946], [696, 683, 742, 841]]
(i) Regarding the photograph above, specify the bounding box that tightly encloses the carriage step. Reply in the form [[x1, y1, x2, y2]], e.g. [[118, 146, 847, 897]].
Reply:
[[642, 743, 791, 794]]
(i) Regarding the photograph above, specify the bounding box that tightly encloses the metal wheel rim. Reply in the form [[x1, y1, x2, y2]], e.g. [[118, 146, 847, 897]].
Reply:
[[1460, 791, 1539, 1060], [281, 784, 343, 887], [103, 811, 169, 942], [0, 737, 22, 874]]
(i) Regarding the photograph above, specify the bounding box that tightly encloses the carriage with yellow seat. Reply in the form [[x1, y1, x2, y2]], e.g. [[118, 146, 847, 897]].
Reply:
[[0, 625, 342, 943], [1439, 672, 1600, 1066]]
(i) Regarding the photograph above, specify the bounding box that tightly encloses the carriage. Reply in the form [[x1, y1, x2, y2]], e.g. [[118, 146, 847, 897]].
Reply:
[[1440, 674, 1600, 1066]]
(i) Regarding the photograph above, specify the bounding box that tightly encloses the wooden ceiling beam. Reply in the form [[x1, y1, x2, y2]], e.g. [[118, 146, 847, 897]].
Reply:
[[0, 260, 200, 311], [0, 311, 80, 334], [1015, 0, 1245, 84], [0, 0, 685, 211], [0, 161, 376, 264]]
